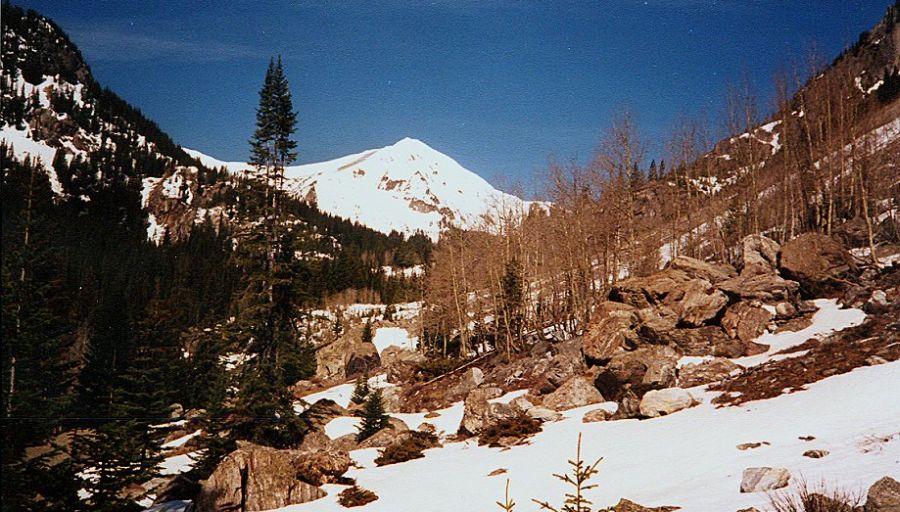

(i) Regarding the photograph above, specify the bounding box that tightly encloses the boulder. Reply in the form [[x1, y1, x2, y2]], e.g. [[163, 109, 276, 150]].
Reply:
[[669, 255, 737, 284], [542, 376, 604, 411], [526, 407, 564, 422], [741, 234, 781, 276], [639, 388, 696, 417], [721, 301, 772, 343], [582, 407, 613, 423], [381, 386, 404, 413], [780, 233, 856, 291], [655, 325, 744, 358], [459, 387, 505, 435], [739, 467, 791, 493], [595, 346, 679, 400], [609, 269, 694, 309], [344, 343, 381, 378], [866, 476, 900, 512], [583, 301, 639, 362], [612, 498, 681, 511], [802, 449, 829, 459], [677, 358, 741, 387], [718, 273, 800, 302], [669, 279, 729, 327], [195, 443, 328, 511], [294, 450, 352, 486]]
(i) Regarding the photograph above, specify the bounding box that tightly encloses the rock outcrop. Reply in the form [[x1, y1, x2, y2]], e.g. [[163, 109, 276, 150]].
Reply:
[[677, 358, 741, 387], [195, 442, 333, 511], [583, 301, 639, 362]]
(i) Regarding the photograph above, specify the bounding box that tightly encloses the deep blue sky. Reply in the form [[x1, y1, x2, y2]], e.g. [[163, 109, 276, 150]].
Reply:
[[16, 1, 892, 196]]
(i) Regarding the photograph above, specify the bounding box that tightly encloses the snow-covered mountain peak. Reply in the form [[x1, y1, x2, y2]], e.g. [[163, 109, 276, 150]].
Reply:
[[187, 139, 539, 240]]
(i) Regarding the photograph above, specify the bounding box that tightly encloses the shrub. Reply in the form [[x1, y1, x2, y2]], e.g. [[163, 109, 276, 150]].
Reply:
[[374, 430, 439, 466], [338, 485, 379, 508], [478, 414, 542, 447], [414, 358, 461, 381], [769, 480, 862, 512]]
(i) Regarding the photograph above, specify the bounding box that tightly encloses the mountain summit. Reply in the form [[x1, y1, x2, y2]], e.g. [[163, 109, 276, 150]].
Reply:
[[188, 138, 539, 239]]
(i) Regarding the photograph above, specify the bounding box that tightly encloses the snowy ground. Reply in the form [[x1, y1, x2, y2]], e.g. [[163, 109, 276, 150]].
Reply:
[[372, 327, 418, 354], [154, 299, 897, 511], [284, 361, 900, 512]]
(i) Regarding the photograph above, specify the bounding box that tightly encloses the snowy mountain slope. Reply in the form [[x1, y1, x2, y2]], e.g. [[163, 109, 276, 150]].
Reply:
[[187, 138, 542, 239]]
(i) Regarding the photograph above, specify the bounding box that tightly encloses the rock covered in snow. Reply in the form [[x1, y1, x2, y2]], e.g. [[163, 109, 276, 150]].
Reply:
[[739, 467, 791, 493]]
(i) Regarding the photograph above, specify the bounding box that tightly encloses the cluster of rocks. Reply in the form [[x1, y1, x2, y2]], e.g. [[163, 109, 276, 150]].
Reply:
[[577, 233, 858, 420]]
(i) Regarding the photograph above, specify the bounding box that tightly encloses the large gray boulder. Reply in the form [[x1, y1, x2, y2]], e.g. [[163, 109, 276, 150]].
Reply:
[[542, 376, 604, 411], [739, 467, 791, 493]]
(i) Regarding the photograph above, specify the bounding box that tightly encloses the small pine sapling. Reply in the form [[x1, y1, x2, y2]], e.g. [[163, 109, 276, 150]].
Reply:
[[532, 434, 606, 512], [497, 479, 516, 512]]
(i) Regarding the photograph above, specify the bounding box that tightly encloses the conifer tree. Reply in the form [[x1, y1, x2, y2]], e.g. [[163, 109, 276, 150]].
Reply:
[[350, 374, 371, 405], [1, 154, 80, 510], [356, 389, 390, 441], [361, 319, 374, 345], [213, 55, 313, 452]]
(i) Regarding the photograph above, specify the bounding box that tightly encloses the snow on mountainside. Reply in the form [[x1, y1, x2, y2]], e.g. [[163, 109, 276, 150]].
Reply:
[[186, 138, 541, 239]]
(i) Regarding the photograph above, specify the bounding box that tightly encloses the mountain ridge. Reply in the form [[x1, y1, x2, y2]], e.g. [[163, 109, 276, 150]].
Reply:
[[185, 137, 542, 239]]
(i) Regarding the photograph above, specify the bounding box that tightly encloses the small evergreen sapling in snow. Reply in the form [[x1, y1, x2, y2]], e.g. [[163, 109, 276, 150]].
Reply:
[[350, 374, 371, 405], [531, 433, 607, 512], [356, 388, 390, 441]]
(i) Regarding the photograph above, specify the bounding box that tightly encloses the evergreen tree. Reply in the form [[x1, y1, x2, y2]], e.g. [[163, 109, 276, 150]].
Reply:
[[1, 153, 80, 510], [498, 258, 525, 354], [206, 55, 313, 454], [361, 319, 374, 345], [356, 389, 390, 441], [350, 374, 371, 405]]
